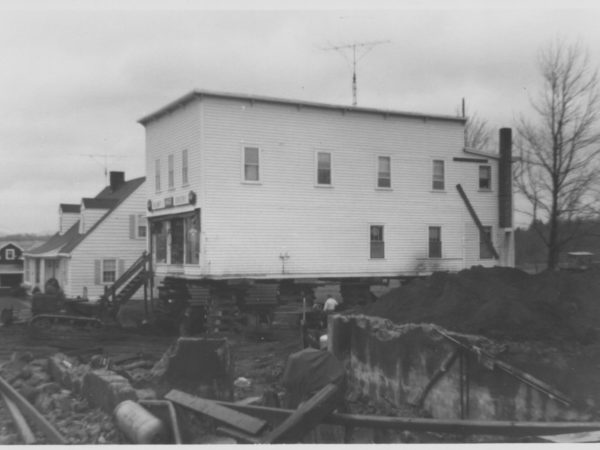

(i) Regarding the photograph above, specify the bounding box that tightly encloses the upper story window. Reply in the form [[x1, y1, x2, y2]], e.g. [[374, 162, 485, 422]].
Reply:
[[182, 149, 189, 185], [5, 249, 15, 260], [168, 154, 174, 189], [432, 160, 445, 190], [479, 165, 491, 190], [155, 159, 161, 193], [370, 225, 385, 259], [377, 156, 391, 188], [480, 226, 494, 259], [429, 226, 442, 258], [316, 151, 332, 186], [243, 146, 260, 182]]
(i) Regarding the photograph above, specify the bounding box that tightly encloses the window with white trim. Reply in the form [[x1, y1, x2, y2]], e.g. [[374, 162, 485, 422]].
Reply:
[[377, 156, 391, 188], [182, 149, 189, 185], [137, 214, 147, 239], [5, 248, 15, 260], [432, 160, 445, 190], [102, 259, 117, 283], [168, 154, 174, 189], [155, 159, 161, 193], [243, 146, 260, 182], [316, 151, 332, 185], [479, 165, 491, 190], [370, 225, 385, 259], [429, 226, 442, 258]]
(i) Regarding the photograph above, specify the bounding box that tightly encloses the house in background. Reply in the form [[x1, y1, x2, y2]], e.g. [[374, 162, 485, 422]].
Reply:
[[0, 242, 24, 289], [24, 172, 147, 300]]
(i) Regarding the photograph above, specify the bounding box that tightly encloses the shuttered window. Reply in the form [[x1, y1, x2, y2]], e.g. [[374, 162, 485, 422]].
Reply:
[[370, 225, 385, 259], [102, 259, 116, 283], [429, 226, 442, 258], [432, 160, 445, 190]]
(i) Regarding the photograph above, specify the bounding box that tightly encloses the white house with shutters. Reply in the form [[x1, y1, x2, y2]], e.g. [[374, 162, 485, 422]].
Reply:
[[139, 90, 514, 285], [24, 172, 147, 299]]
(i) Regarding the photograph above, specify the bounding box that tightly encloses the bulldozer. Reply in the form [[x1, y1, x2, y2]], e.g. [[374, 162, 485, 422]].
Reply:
[[27, 252, 151, 330]]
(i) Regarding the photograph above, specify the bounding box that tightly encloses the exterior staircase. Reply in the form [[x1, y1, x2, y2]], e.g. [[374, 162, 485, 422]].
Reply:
[[103, 252, 150, 307]]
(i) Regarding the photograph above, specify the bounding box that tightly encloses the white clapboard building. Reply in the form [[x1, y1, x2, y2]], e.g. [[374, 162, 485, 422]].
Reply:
[[139, 90, 514, 304]]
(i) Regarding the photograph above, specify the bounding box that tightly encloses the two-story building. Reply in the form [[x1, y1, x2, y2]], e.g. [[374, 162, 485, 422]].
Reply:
[[139, 90, 514, 305], [24, 172, 147, 300]]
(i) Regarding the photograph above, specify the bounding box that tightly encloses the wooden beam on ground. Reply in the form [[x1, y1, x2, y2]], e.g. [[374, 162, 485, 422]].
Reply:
[[215, 400, 600, 437], [0, 374, 66, 444], [261, 383, 340, 444], [2, 393, 36, 444], [164, 389, 267, 435], [216, 426, 261, 444]]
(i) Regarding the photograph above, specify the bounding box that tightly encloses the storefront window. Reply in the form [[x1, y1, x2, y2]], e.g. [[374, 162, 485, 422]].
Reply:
[[155, 221, 168, 263], [185, 212, 200, 264], [171, 218, 184, 264], [152, 210, 200, 266]]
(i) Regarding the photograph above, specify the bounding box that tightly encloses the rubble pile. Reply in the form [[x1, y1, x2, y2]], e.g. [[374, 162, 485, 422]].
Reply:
[[366, 266, 600, 344], [0, 352, 120, 444]]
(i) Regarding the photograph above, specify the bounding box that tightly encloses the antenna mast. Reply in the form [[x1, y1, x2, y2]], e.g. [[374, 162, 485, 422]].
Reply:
[[323, 39, 390, 106]]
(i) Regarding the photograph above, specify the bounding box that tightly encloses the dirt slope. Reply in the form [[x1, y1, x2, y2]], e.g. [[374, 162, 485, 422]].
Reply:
[[365, 266, 600, 344]]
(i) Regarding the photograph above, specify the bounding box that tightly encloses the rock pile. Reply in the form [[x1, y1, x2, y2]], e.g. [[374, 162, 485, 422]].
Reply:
[[0, 351, 120, 444]]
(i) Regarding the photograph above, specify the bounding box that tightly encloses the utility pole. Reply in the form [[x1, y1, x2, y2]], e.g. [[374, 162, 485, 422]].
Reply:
[[78, 153, 125, 185], [323, 40, 390, 106]]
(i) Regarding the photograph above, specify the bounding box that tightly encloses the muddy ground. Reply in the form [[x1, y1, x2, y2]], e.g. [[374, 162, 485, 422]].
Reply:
[[0, 299, 306, 444]]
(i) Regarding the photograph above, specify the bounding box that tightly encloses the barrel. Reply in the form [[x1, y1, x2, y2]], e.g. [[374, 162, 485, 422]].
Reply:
[[114, 400, 166, 444]]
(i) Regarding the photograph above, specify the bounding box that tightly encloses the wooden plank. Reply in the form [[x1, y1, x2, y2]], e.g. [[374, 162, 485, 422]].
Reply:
[[216, 426, 260, 444], [2, 393, 36, 444], [261, 383, 340, 444], [215, 400, 600, 437], [540, 430, 600, 443], [0, 374, 66, 444], [164, 389, 267, 435]]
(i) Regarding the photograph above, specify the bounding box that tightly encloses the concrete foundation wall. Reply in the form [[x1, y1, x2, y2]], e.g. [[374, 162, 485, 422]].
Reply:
[[329, 314, 589, 422]]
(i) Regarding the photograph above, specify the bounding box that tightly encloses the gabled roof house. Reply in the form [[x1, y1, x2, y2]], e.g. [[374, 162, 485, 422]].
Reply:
[[24, 172, 147, 300], [0, 242, 24, 288]]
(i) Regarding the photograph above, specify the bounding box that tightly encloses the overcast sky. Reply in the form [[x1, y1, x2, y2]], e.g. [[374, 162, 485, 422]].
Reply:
[[1, 0, 600, 234]]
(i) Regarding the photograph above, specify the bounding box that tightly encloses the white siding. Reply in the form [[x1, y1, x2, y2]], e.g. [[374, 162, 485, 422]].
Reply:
[[145, 95, 512, 279], [60, 212, 79, 235], [68, 181, 147, 299]]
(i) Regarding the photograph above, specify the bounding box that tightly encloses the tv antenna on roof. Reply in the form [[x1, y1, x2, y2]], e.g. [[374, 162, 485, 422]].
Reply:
[[78, 153, 129, 185], [322, 40, 390, 106]]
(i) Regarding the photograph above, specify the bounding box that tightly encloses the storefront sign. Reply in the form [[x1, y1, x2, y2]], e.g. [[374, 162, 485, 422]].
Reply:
[[148, 191, 196, 211], [174, 194, 188, 206]]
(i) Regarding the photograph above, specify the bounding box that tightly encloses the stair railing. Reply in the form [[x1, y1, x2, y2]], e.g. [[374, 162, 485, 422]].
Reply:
[[104, 251, 150, 304]]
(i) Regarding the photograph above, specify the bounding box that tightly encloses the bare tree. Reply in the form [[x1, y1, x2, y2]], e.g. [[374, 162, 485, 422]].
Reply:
[[515, 38, 600, 269], [464, 111, 493, 151]]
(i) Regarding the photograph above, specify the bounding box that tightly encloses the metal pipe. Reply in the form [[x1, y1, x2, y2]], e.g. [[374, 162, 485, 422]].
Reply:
[[139, 400, 182, 444], [2, 393, 36, 444], [0, 374, 66, 444]]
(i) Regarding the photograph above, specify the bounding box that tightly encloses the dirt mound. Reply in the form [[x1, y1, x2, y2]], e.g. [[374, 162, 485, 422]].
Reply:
[[365, 266, 600, 343]]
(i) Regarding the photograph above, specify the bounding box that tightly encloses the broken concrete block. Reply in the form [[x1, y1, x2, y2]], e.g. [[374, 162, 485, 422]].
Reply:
[[82, 370, 137, 413], [152, 337, 233, 400]]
